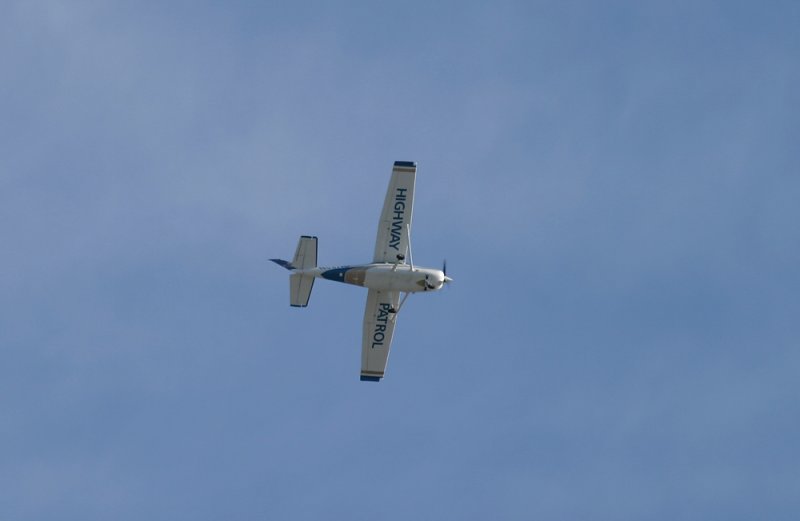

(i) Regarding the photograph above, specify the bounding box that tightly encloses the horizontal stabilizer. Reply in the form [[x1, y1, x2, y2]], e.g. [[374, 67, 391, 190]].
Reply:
[[292, 236, 318, 270], [290, 273, 315, 307], [274, 236, 319, 306]]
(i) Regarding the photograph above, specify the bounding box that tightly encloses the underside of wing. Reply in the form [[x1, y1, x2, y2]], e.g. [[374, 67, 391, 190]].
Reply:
[[360, 289, 401, 381], [373, 161, 416, 263]]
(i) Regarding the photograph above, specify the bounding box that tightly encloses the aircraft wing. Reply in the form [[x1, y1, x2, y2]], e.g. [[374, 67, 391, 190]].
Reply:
[[360, 289, 401, 381], [373, 161, 416, 263]]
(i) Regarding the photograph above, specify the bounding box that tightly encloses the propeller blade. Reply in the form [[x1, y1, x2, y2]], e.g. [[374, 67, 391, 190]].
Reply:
[[442, 259, 453, 284]]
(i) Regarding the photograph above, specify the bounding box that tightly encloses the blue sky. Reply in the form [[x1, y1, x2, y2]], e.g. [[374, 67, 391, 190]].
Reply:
[[2, 1, 799, 519]]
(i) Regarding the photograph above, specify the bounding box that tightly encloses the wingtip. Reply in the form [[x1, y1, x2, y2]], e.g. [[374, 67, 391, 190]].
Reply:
[[393, 161, 416, 168], [360, 375, 382, 382]]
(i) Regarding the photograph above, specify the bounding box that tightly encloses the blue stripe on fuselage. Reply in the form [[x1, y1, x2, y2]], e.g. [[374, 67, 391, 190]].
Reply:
[[321, 267, 350, 282]]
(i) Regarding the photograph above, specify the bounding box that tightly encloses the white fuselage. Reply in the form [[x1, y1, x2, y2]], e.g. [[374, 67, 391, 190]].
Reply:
[[307, 263, 448, 293]]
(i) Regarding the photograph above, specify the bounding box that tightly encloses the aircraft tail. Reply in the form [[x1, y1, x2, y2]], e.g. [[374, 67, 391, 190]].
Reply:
[[289, 272, 314, 307], [291, 235, 318, 270], [270, 236, 317, 307]]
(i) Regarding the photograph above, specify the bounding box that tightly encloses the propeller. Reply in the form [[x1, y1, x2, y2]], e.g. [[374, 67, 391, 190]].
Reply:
[[443, 259, 453, 285], [425, 260, 452, 290], [418, 260, 453, 291]]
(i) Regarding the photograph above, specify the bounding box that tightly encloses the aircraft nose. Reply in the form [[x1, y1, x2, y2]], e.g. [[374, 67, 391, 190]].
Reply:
[[420, 271, 446, 290]]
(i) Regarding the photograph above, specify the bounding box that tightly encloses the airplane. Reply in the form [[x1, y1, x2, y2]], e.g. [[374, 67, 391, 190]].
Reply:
[[270, 161, 451, 382]]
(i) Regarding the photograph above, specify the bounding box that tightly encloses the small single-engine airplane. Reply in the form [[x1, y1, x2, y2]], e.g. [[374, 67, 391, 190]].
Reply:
[[271, 161, 451, 382]]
